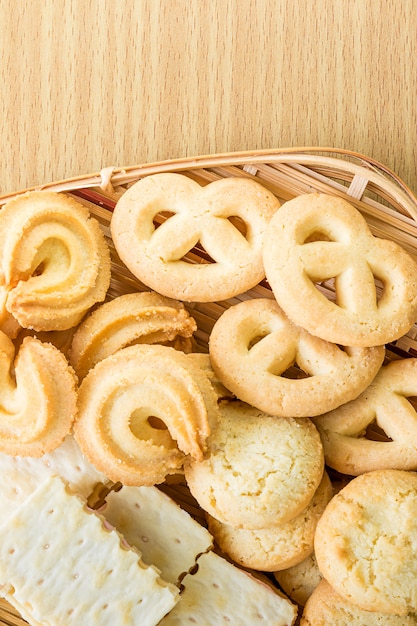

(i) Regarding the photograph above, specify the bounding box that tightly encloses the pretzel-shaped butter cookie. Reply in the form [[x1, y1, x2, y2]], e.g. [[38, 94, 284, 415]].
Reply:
[[0, 191, 111, 333], [73, 344, 220, 486], [0, 331, 77, 457], [110, 173, 280, 302], [209, 298, 385, 417], [313, 358, 417, 475], [263, 193, 417, 347]]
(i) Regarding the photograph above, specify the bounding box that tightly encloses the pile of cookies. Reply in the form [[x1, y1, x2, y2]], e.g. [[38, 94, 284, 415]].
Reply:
[[1, 173, 417, 624]]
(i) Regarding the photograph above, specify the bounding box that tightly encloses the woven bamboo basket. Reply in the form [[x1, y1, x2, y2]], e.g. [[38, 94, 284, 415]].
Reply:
[[0, 147, 417, 625]]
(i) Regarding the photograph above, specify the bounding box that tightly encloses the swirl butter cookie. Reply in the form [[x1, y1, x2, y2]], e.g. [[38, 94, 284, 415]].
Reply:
[[184, 400, 324, 529], [73, 344, 220, 486], [263, 193, 417, 347], [0, 191, 111, 332], [313, 358, 417, 475], [209, 298, 384, 417], [206, 471, 332, 572], [314, 469, 417, 615], [70, 291, 197, 380], [0, 331, 77, 456], [110, 173, 280, 302], [300, 579, 417, 625]]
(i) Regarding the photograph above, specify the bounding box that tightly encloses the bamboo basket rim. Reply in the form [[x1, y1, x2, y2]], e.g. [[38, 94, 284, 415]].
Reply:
[[1, 147, 417, 221]]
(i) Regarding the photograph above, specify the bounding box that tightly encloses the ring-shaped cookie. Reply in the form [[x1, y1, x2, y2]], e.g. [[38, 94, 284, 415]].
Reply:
[[0, 331, 77, 456], [73, 344, 220, 486], [263, 193, 417, 346], [110, 173, 280, 302], [0, 191, 111, 332], [313, 358, 417, 475], [69, 291, 197, 379], [208, 298, 385, 417]]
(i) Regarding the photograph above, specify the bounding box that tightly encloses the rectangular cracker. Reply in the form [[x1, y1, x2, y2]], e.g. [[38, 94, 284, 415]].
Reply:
[[103, 485, 213, 584], [0, 435, 106, 521], [159, 551, 297, 625], [0, 475, 179, 625]]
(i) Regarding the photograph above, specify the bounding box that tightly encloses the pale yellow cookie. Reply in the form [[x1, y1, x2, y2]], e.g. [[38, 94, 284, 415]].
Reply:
[[313, 358, 417, 475], [69, 291, 197, 379], [73, 344, 220, 486], [263, 193, 417, 347], [314, 469, 417, 615], [274, 553, 323, 607], [207, 471, 332, 571], [0, 191, 111, 332], [184, 400, 324, 529], [110, 173, 280, 302], [300, 579, 417, 625], [0, 331, 77, 457], [209, 298, 385, 417]]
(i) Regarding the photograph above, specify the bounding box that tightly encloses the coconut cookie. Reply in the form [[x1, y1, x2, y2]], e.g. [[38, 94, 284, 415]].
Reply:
[[300, 579, 417, 625], [0, 191, 111, 332], [209, 298, 385, 417], [73, 344, 220, 486], [0, 331, 77, 457], [206, 471, 332, 572], [314, 469, 417, 615], [184, 400, 324, 529], [313, 358, 417, 475], [70, 291, 197, 380], [110, 173, 280, 302], [263, 193, 417, 347]]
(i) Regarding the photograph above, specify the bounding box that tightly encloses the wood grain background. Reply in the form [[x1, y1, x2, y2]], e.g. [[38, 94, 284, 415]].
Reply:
[[1, 0, 416, 195]]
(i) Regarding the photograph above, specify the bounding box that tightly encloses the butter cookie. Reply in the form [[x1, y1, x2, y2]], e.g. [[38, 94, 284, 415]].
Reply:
[[209, 298, 384, 417], [0, 191, 111, 332], [263, 193, 417, 346], [111, 173, 280, 302], [314, 469, 417, 615]]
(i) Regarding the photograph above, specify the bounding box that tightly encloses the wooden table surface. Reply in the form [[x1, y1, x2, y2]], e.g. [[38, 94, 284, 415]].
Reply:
[[1, 0, 416, 196]]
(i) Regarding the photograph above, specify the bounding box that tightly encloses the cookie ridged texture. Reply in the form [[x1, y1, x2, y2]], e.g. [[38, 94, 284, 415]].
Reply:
[[263, 193, 417, 347], [0, 333, 77, 457], [73, 344, 220, 486], [209, 297, 385, 417], [110, 173, 280, 302], [69, 291, 197, 380], [207, 471, 332, 572], [184, 400, 324, 529], [0, 191, 111, 332], [314, 469, 417, 615]]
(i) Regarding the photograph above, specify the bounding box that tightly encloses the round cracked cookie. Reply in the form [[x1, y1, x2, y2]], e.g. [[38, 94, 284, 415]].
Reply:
[[300, 579, 417, 625], [314, 469, 417, 615], [206, 471, 332, 571], [184, 400, 324, 529]]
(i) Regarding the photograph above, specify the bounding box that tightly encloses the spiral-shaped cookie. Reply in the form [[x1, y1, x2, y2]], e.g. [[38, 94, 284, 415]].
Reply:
[[0, 331, 77, 456], [73, 344, 220, 486], [69, 291, 197, 380], [0, 191, 111, 332]]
